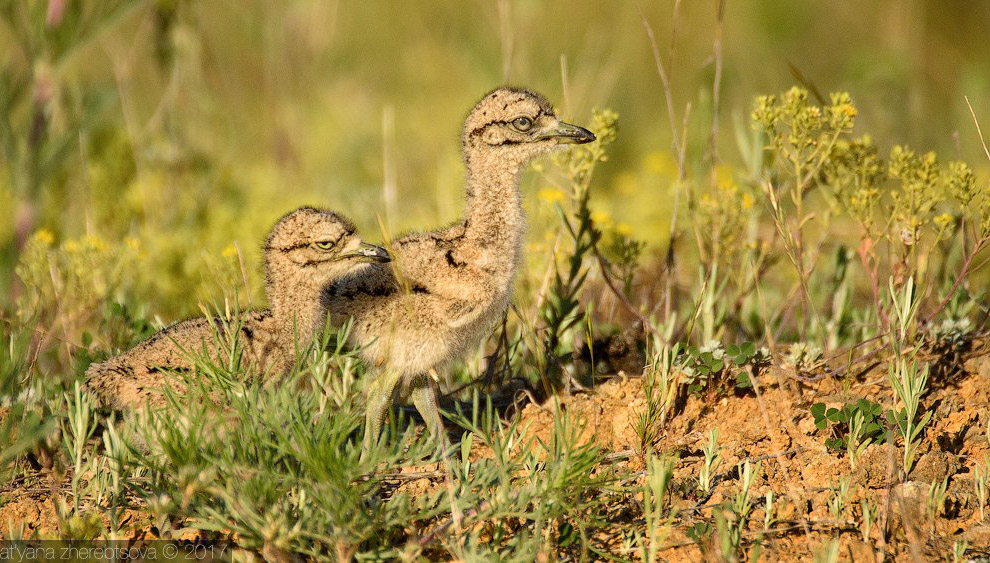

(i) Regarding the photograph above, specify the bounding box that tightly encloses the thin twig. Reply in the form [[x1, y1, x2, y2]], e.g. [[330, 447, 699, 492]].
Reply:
[[708, 0, 726, 164], [965, 96, 990, 163], [639, 8, 682, 161]]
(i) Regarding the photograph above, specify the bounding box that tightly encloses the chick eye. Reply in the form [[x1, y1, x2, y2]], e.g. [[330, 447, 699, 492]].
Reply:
[[512, 116, 533, 131], [313, 241, 335, 250]]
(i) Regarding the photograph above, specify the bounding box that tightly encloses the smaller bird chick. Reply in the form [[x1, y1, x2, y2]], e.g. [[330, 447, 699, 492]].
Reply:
[[84, 207, 390, 410]]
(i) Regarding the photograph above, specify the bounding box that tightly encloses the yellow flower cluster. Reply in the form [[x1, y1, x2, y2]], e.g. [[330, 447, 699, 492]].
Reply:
[[690, 166, 756, 265], [15, 231, 141, 341], [34, 229, 55, 246], [537, 189, 565, 205], [824, 137, 884, 232], [753, 87, 857, 174]]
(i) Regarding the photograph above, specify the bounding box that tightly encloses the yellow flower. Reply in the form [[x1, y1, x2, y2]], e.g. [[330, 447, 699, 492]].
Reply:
[[83, 235, 106, 251], [591, 210, 612, 226], [933, 213, 954, 229], [34, 229, 55, 246], [125, 237, 140, 251], [221, 244, 238, 259], [742, 193, 754, 210], [537, 189, 565, 204], [616, 222, 633, 236], [64, 240, 79, 253]]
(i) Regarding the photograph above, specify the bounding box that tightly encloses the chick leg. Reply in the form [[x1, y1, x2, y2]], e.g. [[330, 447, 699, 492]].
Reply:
[[361, 368, 403, 459], [410, 378, 450, 455], [410, 376, 461, 530]]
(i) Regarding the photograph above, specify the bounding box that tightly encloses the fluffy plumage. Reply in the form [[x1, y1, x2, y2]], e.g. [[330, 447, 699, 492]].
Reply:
[[85, 207, 389, 410], [325, 87, 596, 451]]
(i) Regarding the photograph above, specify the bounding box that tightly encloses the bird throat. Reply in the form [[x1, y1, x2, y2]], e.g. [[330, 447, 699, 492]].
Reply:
[[267, 271, 332, 357], [463, 154, 526, 256]]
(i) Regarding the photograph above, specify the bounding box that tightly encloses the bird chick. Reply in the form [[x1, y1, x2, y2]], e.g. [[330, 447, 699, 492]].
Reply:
[[85, 207, 390, 410], [326, 87, 596, 451]]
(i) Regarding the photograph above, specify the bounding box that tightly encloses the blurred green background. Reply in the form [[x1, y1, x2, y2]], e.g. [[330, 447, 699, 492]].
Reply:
[[2, 0, 989, 319]]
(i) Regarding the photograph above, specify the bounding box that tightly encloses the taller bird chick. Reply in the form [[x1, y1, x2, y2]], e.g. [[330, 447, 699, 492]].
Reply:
[[326, 87, 595, 452]]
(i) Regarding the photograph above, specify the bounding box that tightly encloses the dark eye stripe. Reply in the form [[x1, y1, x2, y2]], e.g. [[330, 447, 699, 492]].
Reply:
[[468, 109, 546, 139], [265, 228, 352, 253], [265, 243, 309, 252]]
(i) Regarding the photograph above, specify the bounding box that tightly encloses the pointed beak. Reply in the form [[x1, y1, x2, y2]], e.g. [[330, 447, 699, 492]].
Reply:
[[342, 242, 391, 263], [539, 121, 596, 144]]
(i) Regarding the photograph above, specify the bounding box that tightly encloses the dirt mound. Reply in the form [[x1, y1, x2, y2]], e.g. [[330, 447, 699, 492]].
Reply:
[[509, 343, 990, 560]]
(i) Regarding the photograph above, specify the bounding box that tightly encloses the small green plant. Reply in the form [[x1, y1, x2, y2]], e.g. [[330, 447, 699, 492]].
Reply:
[[699, 428, 723, 494], [884, 276, 931, 477], [714, 461, 761, 561], [685, 521, 713, 546], [724, 341, 759, 367], [845, 412, 870, 469], [860, 499, 876, 542], [682, 340, 764, 395], [762, 491, 776, 534], [928, 316, 974, 356], [782, 342, 824, 377], [810, 398, 886, 458], [814, 539, 840, 563], [638, 455, 677, 563], [926, 477, 948, 522], [0, 324, 53, 484], [306, 318, 362, 415], [684, 342, 726, 394], [63, 381, 96, 511], [886, 357, 931, 477], [752, 491, 775, 555], [975, 460, 989, 522], [92, 418, 128, 506], [953, 539, 969, 563], [724, 341, 768, 389], [637, 335, 681, 454], [827, 477, 851, 520]]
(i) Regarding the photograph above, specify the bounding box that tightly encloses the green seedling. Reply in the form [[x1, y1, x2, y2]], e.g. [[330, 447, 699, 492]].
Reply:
[[810, 398, 887, 454]]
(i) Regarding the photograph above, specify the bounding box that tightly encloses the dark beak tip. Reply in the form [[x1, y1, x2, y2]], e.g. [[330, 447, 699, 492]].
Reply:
[[368, 248, 391, 263], [553, 122, 596, 144], [353, 243, 391, 263]]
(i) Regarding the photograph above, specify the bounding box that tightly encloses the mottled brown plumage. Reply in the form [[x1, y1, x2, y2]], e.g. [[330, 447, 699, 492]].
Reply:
[[85, 207, 389, 410], [325, 87, 596, 451]]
